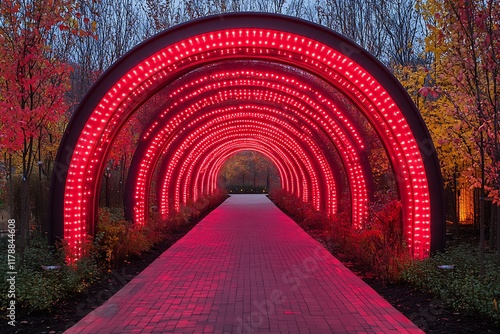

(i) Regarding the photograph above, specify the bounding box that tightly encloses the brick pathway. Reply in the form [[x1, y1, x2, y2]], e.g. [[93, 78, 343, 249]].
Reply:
[[65, 194, 423, 334]]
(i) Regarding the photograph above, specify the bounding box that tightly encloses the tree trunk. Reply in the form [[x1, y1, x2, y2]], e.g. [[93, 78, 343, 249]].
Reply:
[[489, 203, 496, 250], [479, 195, 486, 276], [119, 154, 126, 200], [474, 188, 480, 231], [8, 155, 14, 220], [19, 136, 34, 260], [19, 177, 30, 260], [38, 136, 47, 235], [479, 128, 486, 277], [453, 169, 459, 237]]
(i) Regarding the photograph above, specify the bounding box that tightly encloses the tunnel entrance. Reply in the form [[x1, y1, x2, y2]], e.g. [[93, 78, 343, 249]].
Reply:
[[49, 13, 445, 260]]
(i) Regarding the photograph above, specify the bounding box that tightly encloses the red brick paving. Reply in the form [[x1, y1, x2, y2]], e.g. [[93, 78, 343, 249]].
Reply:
[[65, 194, 423, 333]]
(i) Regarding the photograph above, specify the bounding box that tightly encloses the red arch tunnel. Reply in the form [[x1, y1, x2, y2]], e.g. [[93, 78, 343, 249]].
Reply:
[[49, 13, 445, 261], [125, 61, 365, 226]]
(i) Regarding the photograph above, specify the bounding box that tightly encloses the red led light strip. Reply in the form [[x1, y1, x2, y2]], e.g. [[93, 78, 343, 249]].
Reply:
[[156, 117, 332, 218], [130, 76, 365, 229], [178, 116, 338, 216], [60, 27, 432, 260], [180, 134, 296, 203]]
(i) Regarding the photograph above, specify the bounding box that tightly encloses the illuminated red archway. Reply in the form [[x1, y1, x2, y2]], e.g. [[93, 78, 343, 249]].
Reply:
[[49, 13, 445, 260], [124, 60, 364, 227]]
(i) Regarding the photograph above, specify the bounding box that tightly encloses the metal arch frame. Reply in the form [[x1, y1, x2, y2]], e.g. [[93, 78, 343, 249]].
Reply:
[[49, 12, 445, 258], [123, 60, 364, 225]]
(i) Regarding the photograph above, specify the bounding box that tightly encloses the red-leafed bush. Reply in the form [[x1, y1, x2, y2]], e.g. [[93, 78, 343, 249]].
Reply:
[[329, 200, 411, 282], [95, 190, 228, 268], [270, 189, 411, 282]]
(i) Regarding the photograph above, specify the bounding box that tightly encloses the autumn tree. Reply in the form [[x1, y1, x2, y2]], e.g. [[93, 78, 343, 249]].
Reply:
[[0, 0, 91, 255], [418, 0, 500, 272]]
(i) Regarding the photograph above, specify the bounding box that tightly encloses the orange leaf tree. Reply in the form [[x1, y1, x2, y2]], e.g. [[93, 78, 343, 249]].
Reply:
[[418, 0, 500, 272]]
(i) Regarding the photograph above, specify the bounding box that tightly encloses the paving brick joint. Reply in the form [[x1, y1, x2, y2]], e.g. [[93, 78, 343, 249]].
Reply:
[[65, 194, 424, 334]]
